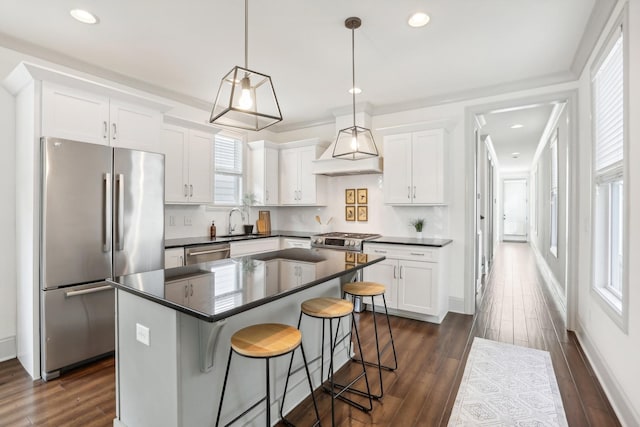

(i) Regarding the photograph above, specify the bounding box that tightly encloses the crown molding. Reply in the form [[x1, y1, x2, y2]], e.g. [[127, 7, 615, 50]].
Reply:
[[570, 0, 617, 77]]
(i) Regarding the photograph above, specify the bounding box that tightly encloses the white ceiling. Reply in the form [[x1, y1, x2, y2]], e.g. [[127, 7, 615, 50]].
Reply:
[[480, 104, 555, 173], [0, 0, 599, 131]]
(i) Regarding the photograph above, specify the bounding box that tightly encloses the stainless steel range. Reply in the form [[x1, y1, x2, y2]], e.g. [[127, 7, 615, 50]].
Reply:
[[310, 232, 381, 251]]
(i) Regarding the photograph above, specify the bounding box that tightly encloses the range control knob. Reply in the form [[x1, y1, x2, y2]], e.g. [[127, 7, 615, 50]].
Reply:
[[349, 240, 356, 246], [315, 238, 323, 244]]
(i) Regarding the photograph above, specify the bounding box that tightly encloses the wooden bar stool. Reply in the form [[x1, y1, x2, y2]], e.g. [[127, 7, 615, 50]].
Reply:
[[284, 297, 372, 427], [342, 281, 398, 399], [215, 323, 320, 427]]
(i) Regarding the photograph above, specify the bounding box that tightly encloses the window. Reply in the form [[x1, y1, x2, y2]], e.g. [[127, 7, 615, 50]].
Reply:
[[549, 130, 558, 257], [531, 166, 537, 235], [591, 21, 626, 324], [214, 133, 243, 205]]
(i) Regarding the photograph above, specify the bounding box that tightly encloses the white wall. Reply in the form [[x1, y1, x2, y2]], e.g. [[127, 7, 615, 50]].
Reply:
[[575, 1, 640, 425]]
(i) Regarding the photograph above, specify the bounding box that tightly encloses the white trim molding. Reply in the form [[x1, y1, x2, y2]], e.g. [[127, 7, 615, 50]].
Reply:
[[0, 336, 17, 363], [575, 326, 640, 426], [448, 297, 466, 314], [530, 241, 567, 312]]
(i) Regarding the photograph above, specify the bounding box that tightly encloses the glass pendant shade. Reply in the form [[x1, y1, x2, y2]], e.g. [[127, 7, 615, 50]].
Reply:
[[210, 66, 282, 131], [333, 125, 378, 160]]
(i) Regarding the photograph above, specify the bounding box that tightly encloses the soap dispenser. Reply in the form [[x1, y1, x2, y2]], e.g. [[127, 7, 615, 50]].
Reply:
[[210, 220, 216, 238]]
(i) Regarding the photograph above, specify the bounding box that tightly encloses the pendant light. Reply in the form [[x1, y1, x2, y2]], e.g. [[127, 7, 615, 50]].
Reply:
[[209, 0, 282, 131], [332, 17, 379, 160]]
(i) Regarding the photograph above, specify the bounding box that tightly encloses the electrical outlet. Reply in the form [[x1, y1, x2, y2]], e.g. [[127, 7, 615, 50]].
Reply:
[[136, 323, 150, 346], [169, 216, 176, 226], [184, 216, 192, 226]]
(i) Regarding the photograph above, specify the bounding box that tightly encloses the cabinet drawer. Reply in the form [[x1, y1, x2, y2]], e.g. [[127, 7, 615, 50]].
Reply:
[[230, 237, 279, 257], [364, 243, 439, 262]]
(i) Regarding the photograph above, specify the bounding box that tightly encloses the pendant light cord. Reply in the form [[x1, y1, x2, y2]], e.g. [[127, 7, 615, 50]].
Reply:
[[244, 0, 249, 69], [351, 25, 356, 127]]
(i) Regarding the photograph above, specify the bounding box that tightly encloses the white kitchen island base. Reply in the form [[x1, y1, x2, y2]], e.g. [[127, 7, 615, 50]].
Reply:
[[114, 278, 352, 427]]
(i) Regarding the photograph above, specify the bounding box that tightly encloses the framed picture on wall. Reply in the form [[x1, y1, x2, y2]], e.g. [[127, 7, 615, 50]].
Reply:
[[345, 206, 356, 221], [345, 189, 356, 204], [357, 205, 368, 222], [357, 188, 368, 204]]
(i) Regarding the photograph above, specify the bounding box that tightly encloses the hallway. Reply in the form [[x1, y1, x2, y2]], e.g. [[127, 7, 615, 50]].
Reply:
[[469, 242, 620, 426]]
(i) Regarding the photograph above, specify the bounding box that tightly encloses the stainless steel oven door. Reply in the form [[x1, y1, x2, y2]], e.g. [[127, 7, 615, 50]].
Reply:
[[184, 243, 231, 265], [41, 282, 115, 380]]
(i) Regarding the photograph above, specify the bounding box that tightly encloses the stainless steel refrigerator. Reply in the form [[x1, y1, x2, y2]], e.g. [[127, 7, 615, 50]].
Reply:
[[40, 137, 164, 380]]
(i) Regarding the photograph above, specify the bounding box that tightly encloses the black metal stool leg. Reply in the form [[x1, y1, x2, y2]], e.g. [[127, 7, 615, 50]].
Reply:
[[351, 311, 373, 411], [329, 318, 335, 427], [370, 297, 384, 398], [382, 294, 398, 370], [215, 348, 234, 427], [299, 342, 321, 427], [265, 358, 271, 426]]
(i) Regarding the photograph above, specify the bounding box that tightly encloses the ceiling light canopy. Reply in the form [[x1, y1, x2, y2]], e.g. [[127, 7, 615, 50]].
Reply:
[[333, 17, 379, 161], [209, 0, 282, 131], [70, 9, 98, 24], [349, 87, 362, 94], [511, 152, 520, 158], [408, 12, 430, 28], [510, 124, 524, 129]]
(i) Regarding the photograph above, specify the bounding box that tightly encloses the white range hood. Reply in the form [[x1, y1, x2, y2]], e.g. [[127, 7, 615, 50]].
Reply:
[[311, 110, 383, 176]]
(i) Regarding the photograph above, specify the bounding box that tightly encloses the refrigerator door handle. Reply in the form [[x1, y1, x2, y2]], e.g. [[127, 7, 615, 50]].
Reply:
[[65, 285, 113, 298], [104, 173, 112, 252], [116, 174, 125, 251]]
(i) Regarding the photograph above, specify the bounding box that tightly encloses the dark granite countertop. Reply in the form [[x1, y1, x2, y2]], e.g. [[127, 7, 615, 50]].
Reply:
[[165, 230, 315, 248], [109, 248, 384, 322], [367, 236, 453, 247]]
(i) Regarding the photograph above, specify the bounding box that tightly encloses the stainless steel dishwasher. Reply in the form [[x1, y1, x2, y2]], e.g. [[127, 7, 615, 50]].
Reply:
[[184, 243, 231, 265]]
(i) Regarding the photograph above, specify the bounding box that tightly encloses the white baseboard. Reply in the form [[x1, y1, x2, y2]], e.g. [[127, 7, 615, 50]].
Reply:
[[113, 419, 127, 427], [448, 297, 466, 314], [0, 336, 16, 362], [575, 323, 640, 427], [529, 243, 567, 312]]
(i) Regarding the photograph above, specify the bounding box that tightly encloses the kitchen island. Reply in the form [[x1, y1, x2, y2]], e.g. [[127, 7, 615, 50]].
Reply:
[[109, 248, 384, 427]]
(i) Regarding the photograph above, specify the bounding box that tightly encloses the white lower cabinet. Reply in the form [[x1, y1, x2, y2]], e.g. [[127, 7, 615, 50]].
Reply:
[[280, 237, 311, 249], [363, 243, 449, 323], [164, 273, 213, 308], [164, 247, 184, 268]]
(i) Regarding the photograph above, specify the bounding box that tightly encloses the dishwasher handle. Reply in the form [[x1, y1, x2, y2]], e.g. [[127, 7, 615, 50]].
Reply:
[[187, 247, 230, 256]]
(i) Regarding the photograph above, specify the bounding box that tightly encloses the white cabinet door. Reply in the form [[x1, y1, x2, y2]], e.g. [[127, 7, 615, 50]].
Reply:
[[412, 130, 444, 204], [164, 248, 184, 268], [397, 260, 437, 315], [279, 148, 299, 204], [264, 147, 279, 205], [41, 82, 110, 145], [187, 130, 214, 204], [109, 101, 162, 151], [159, 126, 188, 203], [165, 279, 188, 304], [383, 133, 412, 204], [188, 274, 214, 312], [297, 146, 317, 204], [363, 258, 398, 309], [264, 260, 280, 295]]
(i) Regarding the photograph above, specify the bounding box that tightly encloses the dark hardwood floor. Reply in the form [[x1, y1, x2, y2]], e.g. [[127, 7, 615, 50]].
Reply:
[[0, 242, 620, 426]]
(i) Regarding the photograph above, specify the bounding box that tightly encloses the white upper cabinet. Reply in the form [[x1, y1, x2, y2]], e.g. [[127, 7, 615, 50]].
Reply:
[[41, 81, 162, 150], [159, 124, 215, 204], [248, 140, 279, 205], [279, 139, 326, 205], [383, 129, 448, 205]]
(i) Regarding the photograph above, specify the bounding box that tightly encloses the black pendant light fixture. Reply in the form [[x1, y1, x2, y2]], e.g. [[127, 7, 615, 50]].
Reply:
[[332, 17, 379, 160], [209, 0, 282, 131]]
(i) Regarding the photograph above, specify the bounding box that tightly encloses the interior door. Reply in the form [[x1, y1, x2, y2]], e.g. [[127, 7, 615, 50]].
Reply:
[[503, 178, 528, 241]]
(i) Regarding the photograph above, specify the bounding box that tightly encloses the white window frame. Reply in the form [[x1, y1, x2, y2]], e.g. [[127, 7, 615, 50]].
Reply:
[[590, 10, 628, 332], [531, 165, 537, 236], [549, 129, 558, 257], [213, 132, 245, 206]]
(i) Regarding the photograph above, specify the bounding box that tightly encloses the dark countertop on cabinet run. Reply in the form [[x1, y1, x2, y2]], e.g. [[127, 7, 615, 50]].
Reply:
[[367, 236, 453, 247], [109, 248, 384, 322], [165, 230, 314, 248]]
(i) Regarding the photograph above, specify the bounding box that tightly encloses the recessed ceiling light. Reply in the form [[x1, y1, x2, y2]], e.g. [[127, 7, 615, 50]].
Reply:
[[70, 9, 98, 24], [511, 152, 520, 158], [349, 87, 362, 94], [408, 12, 430, 28], [510, 124, 524, 129]]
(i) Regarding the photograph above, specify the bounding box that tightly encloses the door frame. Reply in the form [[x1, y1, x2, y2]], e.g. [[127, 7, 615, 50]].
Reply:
[[464, 89, 579, 331]]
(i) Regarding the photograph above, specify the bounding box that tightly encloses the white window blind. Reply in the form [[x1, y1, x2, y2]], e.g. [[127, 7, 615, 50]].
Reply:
[[214, 134, 243, 204], [593, 30, 623, 173]]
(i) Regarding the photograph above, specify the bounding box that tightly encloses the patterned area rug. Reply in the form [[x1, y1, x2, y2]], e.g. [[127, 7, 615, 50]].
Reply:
[[448, 338, 568, 426]]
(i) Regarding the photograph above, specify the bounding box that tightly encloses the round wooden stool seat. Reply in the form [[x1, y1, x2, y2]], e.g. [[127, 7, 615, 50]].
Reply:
[[230, 323, 301, 358], [301, 297, 354, 318], [343, 281, 386, 297]]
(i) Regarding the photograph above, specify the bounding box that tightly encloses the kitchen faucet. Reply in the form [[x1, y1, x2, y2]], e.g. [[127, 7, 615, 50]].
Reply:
[[228, 208, 246, 234]]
